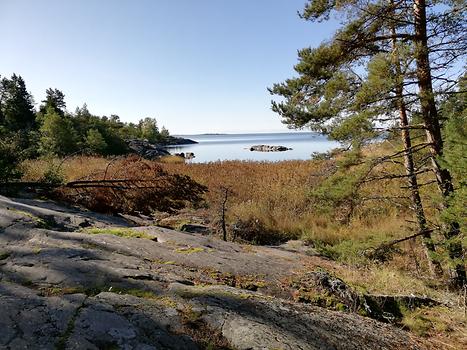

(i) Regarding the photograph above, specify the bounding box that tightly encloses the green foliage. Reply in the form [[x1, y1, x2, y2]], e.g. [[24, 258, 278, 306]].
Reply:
[[329, 112, 376, 147], [85, 128, 108, 154], [440, 76, 467, 231], [0, 135, 23, 183], [314, 234, 401, 266], [139, 117, 163, 143], [0, 74, 36, 131], [309, 150, 365, 217], [40, 160, 65, 185], [39, 106, 78, 156], [40, 88, 66, 116], [0, 74, 172, 160]]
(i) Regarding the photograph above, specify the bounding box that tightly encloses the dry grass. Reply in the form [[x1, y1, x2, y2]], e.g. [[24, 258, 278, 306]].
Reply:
[[402, 306, 467, 348], [21, 156, 109, 182], [20, 152, 438, 248], [162, 159, 340, 238], [23, 156, 207, 215], [19, 150, 465, 348]]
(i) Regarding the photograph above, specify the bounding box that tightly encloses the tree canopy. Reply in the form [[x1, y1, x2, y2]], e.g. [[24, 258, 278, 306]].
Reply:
[[0, 73, 172, 159], [270, 0, 466, 287]]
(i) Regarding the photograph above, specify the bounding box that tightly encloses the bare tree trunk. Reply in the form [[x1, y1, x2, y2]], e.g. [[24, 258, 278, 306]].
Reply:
[[413, 0, 465, 287], [390, 22, 443, 276], [220, 186, 229, 241]]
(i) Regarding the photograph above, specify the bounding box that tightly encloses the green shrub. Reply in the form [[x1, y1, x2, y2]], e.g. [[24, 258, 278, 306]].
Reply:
[[0, 135, 23, 183], [41, 163, 66, 185]]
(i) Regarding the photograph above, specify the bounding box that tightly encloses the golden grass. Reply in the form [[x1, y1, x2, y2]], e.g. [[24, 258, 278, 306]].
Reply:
[[21, 156, 109, 182], [82, 227, 154, 239], [19, 150, 464, 348], [159, 155, 186, 164], [17, 145, 467, 350], [20, 152, 437, 247]]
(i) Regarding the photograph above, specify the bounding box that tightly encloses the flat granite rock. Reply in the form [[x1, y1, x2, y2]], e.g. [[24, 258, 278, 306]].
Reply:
[[0, 195, 428, 349]]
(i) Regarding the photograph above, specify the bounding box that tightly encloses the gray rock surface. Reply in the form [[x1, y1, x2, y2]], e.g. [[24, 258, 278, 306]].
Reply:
[[0, 195, 428, 349], [249, 145, 292, 152], [127, 139, 171, 159], [162, 136, 197, 146], [175, 152, 195, 160]]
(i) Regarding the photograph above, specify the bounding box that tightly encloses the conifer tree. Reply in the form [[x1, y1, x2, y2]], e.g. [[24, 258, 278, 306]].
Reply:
[[0, 74, 36, 131], [270, 0, 466, 285], [37, 88, 66, 121]]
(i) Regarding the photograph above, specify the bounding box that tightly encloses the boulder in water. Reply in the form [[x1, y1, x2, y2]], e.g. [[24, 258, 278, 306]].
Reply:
[[250, 145, 292, 152]]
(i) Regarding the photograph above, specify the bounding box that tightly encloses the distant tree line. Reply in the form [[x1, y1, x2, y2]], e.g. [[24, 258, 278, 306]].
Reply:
[[0, 73, 170, 178]]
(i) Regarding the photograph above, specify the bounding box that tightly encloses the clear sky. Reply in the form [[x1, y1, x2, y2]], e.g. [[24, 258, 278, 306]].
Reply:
[[0, 0, 338, 134]]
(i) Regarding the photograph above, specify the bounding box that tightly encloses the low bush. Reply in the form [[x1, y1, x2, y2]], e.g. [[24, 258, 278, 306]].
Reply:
[[54, 156, 207, 215], [39, 159, 66, 185], [0, 135, 23, 183], [232, 217, 289, 245]]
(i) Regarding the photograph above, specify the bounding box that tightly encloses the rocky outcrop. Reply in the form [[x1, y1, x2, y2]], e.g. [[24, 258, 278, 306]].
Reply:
[[127, 139, 170, 159], [126, 138, 197, 160], [163, 136, 198, 146], [291, 271, 440, 323], [249, 145, 292, 152], [0, 195, 428, 349], [175, 152, 195, 160]]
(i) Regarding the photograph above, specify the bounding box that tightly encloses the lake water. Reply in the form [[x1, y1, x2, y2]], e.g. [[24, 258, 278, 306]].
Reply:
[[168, 132, 340, 163]]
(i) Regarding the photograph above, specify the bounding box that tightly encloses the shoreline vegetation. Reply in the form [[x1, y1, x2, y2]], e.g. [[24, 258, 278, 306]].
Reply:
[[1, 0, 465, 347], [0, 69, 465, 347], [14, 145, 466, 347], [1, 71, 465, 348]]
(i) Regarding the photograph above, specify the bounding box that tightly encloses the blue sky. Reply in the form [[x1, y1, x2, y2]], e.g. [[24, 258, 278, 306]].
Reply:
[[0, 0, 338, 134]]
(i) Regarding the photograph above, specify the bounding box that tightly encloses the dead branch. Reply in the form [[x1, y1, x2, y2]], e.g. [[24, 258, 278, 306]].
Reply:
[[369, 229, 435, 258], [363, 168, 431, 183]]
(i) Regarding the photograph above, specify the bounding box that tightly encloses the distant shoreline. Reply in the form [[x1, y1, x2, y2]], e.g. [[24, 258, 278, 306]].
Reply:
[[175, 131, 316, 137]]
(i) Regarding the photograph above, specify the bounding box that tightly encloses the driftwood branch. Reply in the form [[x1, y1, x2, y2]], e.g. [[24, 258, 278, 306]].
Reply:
[[1, 178, 170, 192]]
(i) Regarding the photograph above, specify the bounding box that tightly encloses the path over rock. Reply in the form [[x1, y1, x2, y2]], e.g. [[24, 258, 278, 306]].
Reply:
[[0, 195, 427, 349]]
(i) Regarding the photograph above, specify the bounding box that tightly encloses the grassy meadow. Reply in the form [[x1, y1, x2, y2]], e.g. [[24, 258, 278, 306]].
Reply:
[[20, 146, 445, 276], [20, 148, 466, 347]]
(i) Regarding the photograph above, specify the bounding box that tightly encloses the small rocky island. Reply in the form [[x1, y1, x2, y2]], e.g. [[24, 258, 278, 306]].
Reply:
[[250, 145, 292, 152]]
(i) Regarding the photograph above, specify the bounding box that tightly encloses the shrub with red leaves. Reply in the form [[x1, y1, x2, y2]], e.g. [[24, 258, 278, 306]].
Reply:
[[55, 156, 207, 215]]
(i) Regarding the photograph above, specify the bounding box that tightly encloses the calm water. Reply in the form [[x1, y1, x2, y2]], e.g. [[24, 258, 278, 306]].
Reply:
[[168, 132, 339, 163]]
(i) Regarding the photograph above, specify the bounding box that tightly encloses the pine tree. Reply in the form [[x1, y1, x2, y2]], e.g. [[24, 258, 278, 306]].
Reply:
[[40, 88, 66, 116], [270, 0, 466, 285], [411, 0, 466, 287], [389, 16, 442, 276], [440, 76, 467, 276], [0, 135, 23, 183], [160, 126, 170, 142], [0, 74, 36, 131], [0, 75, 5, 127]]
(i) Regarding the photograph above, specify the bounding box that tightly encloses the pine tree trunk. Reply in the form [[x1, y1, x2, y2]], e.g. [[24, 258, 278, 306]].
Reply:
[[413, 0, 466, 287], [390, 24, 443, 277]]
